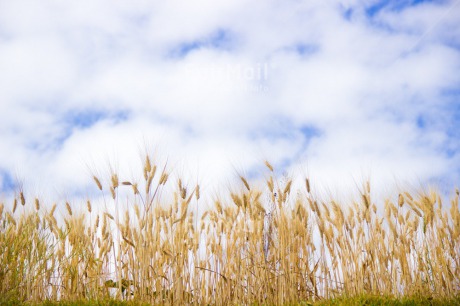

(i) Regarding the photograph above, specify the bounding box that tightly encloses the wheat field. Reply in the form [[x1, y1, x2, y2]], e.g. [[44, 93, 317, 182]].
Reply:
[[0, 154, 459, 305]]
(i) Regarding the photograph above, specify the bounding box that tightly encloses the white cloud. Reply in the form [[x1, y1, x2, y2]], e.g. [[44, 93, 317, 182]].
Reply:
[[0, 0, 459, 204]]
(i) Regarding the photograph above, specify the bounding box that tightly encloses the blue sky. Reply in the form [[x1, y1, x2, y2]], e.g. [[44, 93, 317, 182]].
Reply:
[[0, 0, 459, 202]]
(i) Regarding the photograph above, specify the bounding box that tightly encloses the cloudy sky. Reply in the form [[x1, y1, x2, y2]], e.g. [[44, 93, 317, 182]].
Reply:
[[0, 0, 459, 203]]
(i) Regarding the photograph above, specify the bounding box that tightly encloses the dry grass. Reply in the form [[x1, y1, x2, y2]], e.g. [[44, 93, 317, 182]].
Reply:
[[0, 153, 459, 305]]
